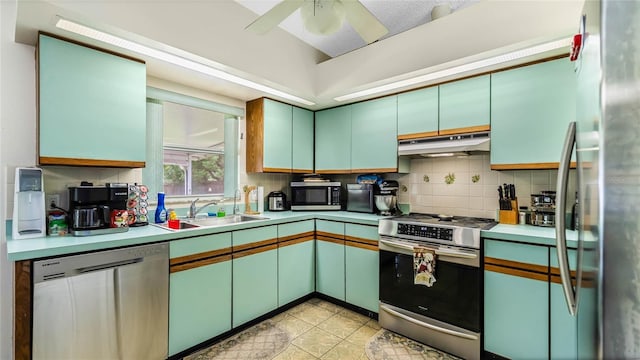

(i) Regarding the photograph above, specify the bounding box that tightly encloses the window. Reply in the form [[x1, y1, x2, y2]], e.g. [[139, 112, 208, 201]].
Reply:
[[162, 101, 226, 196]]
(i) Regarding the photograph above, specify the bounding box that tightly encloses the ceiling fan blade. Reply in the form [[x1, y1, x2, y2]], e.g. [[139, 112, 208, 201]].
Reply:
[[245, 0, 305, 34], [340, 0, 388, 44]]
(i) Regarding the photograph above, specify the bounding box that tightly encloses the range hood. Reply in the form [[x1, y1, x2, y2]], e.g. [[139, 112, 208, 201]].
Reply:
[[398, 132, 490, 157]]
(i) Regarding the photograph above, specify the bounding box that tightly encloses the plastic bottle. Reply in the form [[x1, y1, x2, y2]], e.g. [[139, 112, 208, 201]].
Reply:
[[217, 206, 226, 217], [155, 192, 167, 223]]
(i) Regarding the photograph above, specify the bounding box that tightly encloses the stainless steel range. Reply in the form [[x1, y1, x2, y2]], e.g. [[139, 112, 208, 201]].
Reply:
[[378, 213, 497, 360]]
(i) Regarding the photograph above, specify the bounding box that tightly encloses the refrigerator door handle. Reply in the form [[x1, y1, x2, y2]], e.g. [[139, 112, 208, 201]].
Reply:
[[555, 121, 577, 316]]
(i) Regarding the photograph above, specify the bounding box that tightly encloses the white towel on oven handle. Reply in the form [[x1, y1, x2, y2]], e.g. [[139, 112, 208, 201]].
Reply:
[[413, 246, 436, 287]]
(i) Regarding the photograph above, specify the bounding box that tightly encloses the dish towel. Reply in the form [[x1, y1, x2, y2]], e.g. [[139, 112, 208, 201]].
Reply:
[[414, 246, 437, 287]]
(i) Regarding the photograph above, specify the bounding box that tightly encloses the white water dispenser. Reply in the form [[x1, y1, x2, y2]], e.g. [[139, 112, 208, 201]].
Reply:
[[12, 167, 46, 239]]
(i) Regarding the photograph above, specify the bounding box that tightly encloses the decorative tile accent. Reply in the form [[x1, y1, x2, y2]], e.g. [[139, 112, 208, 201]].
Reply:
[[401, 184, 408, 192], [365, 329, 461, 360], [444, 173, 456, 185], [184, 320, 289, 360], [472, 174, 481, 183], [423, 175, 430, 183]]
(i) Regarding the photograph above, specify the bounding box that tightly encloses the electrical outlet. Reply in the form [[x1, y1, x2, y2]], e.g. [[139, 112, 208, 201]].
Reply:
[[46, 194, 60, 210]]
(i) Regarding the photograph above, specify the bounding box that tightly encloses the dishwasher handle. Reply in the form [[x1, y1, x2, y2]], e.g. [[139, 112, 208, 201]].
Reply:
[[78, 258, 143, 274]]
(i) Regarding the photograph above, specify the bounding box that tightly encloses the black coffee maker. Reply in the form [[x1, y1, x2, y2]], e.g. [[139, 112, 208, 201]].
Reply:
[[68, 182, 129, 236]]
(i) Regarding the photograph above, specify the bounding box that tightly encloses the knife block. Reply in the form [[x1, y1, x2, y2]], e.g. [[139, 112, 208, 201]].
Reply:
[[499, 199, 519, 225]]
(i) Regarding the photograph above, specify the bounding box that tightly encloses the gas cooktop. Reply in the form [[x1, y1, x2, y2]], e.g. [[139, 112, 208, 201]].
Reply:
[[391, 213, 498, 230]]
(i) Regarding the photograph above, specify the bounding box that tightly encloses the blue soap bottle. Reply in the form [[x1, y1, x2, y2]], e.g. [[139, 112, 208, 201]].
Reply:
[[155, 192, 167, 223]]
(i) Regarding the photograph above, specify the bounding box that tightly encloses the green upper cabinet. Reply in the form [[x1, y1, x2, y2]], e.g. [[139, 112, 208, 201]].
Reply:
[[439, 74, 491, 135], [246, 98, 313, 173], [263, 99, 293, 171], [315, 105, 352, 173], [292, 107, 314, 173], [397, 86, 439, 140], [351, 96, 398, 172], [38, 33, 146, 168], [490, 58, 576, 169]]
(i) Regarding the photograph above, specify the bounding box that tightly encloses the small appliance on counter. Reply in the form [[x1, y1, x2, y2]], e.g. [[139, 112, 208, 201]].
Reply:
[[346, 184, 375, 213], [290, 177, 341, 211], [68, 182, 130, 236], [531, 191, 556, 227], [267, 191, 287, 211], [12, 167, 46, 239], [375, 180, 400, 216]]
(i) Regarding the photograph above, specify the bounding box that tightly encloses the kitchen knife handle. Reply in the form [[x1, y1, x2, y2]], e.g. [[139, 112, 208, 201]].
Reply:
[[555, 121, 577, 316]]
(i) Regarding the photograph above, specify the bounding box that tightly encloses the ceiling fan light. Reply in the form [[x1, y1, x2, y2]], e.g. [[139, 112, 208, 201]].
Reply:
[[301, 0, 345, 35]]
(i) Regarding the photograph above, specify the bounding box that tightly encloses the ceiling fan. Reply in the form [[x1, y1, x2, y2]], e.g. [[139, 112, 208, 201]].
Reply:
[[245, 0, 389, 44]]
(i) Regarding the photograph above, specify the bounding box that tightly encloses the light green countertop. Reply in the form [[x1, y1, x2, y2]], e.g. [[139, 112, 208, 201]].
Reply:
[[7, 211, 387, 261], [482, 223, 580, 248], [8, 210, 581, 261]]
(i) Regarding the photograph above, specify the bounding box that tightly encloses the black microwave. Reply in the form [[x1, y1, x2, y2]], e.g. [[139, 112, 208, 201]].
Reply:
[[290, 182, 341, 211]]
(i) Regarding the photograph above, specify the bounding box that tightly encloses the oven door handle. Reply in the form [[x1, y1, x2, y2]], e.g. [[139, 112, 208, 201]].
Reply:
[[379, 239, 477, 259], [434, 248, 477, 259], [380, 304, 479, 341]]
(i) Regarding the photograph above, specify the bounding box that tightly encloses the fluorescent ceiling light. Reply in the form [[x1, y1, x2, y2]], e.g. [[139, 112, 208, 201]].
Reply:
[[334, 37, 570, 102], [55, 18, 315, 106]]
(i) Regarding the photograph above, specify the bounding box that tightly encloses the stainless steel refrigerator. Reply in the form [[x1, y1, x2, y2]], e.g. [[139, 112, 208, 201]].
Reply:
[[555, 0, 640, 358]]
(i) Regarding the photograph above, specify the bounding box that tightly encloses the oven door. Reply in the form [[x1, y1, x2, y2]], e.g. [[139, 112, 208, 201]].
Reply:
[[379, 236, 481, 332]]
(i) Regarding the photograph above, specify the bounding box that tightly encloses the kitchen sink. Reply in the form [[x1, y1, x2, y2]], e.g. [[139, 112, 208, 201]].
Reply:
[[153, 214, 268, 231], [191, 214, 268, 227]]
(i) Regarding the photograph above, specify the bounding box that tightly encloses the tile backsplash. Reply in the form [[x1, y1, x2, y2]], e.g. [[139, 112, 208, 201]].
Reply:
[[392, 155, 576, 219]]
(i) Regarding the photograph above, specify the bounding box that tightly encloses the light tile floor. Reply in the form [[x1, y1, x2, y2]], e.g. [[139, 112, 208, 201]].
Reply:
[[186, 298, 459, 360], [271, 298, 379, 359]]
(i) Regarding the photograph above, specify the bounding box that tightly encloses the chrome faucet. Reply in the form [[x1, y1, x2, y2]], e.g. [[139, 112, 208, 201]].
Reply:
[[187, 198, 220, 219]]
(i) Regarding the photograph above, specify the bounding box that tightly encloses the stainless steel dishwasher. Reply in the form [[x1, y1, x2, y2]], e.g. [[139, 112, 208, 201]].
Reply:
[[32, 242, 169, 359]]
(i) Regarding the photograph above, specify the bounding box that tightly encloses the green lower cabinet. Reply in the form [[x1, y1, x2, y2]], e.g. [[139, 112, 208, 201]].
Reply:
[[233, 249, 278, 327], [169, 260, 232, 356], [550, 249, 578, 359], [484, 270, 549, 359], [278, 240, 315, 306], [345, 244, 378, 313], [316, 239, 345, 301]]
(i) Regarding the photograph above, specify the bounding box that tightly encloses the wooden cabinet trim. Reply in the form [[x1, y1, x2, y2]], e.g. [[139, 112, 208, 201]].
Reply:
[[170, 247, 232, 267], [345, 239, 378, 251], [292, 168, 314, 174], [439, 124, 490, 136], [485, 257, 548, 274], [315, 169, 351, 174], [279, 235, 314, 248], [263, 167, 292, 173], [170, 254, 232, 273], [279, 231, 315, 243], [245, 98, 265, 173], [38, 156, 145, 168], [350, 167, 397, 174], [233, 243, 278, 259], [316, 231, 344, 240], [398, 131, 439, 140], [485, 263, 548, 282], [316, 235, 345, 246], [233, 238, 278, 253], [15, 260, 31, 360], [344, 235, 378, 247], [491, 162, 577, 171]]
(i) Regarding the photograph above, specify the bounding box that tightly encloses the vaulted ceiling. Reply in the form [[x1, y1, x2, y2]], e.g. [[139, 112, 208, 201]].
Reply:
[[14, 0, 584, 110]]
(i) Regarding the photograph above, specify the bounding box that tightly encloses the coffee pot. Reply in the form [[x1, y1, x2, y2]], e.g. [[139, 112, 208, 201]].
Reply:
[[68, 183, 129, 236]]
